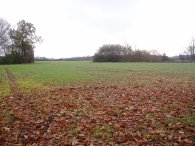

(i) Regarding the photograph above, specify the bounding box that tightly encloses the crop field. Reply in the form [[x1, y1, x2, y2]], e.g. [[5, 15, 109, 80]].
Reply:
[[0, 61, 195, 145]]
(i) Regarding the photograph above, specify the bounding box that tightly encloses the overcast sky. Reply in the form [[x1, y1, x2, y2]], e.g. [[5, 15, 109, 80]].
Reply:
[[0, 0, 195, 58]]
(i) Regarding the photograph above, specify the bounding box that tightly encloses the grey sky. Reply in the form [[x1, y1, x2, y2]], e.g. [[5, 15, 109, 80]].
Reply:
[[0, 0, 195, 58]]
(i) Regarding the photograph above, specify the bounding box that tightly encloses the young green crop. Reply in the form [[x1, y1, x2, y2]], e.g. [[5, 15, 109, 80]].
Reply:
[[0, 61, 195, 97], [1, 61, 195, 81]]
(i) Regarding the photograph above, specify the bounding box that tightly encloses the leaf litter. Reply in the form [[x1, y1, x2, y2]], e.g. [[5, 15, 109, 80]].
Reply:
[[0, 77, 195, 145]]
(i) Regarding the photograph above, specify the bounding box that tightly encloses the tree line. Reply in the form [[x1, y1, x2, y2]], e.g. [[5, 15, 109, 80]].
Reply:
[[0, 18, 41, 64], [1, 18, 194, 64], [93, 44, 169, 62]]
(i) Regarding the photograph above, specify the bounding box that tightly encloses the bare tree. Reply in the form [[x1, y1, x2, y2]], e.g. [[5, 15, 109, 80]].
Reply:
[[185, 38, 195, 62], [0, 18, 10, 55], [121, 43, 132, 55]]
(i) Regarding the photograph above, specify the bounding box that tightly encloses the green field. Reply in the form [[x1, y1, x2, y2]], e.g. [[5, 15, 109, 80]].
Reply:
[[0, 61, 195, 96], [0, 61, 195, 145]]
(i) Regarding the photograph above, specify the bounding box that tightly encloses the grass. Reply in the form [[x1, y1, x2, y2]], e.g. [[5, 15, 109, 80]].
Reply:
[[1, 61, 195, 82], [181, 113, 195, 126], [0, 61, 195, 97], [0, 67, 4, 75], [91, 124, 114, 139], [0, 72, 11, 98]]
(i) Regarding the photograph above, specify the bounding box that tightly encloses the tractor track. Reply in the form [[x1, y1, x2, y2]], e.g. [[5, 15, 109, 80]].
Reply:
[[4, 68, 22, 98]]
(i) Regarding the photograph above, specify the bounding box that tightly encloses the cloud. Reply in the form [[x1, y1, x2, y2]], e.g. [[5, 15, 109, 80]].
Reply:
[[0, 0, 195, 58]]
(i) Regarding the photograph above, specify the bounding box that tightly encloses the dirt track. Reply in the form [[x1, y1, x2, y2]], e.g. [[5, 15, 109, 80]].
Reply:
[[4, 68, 22, 98]]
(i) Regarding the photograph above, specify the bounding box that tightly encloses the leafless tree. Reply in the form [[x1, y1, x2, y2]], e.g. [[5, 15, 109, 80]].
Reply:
[[0, 18, 10, 55], [184, 38, 195, 62]]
